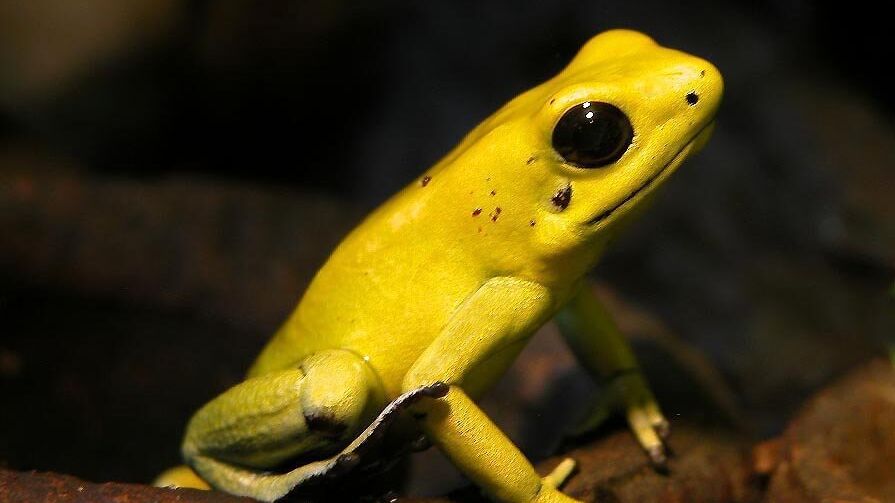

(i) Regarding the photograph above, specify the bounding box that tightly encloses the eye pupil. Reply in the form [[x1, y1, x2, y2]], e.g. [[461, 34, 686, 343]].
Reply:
[[552, 101, 633, 168]]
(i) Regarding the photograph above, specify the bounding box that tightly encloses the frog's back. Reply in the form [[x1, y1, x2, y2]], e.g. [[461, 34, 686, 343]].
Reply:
[[248, 173, 487, 397]]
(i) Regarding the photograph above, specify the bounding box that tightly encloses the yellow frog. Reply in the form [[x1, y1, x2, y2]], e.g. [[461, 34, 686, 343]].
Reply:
[[155, 29, 722, 502]]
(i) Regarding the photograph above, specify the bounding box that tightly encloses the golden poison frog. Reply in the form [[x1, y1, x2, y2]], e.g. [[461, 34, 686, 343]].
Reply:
[[155, 30, 723, 502]]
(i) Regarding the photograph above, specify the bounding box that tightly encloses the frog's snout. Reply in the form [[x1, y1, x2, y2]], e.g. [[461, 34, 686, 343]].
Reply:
[[652, 58, 722, 139], [681, 61, 723, 125]]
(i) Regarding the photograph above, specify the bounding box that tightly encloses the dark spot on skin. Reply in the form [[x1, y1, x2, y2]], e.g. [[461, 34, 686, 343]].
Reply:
[[700, 70, 706, 77], [420, 176, 431, 187], [551, 185, 572, 210], [486, 177, 491, 182], [686, 92, 699, 106], [472, 208, 482, 217], [529, 220, 536, 227], [478, 226, 482, 233], [549, 98, 556, 105], [526, 156, 536, 165], [490, 190, 496, 196], [490, 207, 502, 222], [304, 411, 347, 438]]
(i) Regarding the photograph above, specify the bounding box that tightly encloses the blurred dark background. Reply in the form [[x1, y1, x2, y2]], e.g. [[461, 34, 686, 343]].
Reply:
[[0, 0, 893, 498]]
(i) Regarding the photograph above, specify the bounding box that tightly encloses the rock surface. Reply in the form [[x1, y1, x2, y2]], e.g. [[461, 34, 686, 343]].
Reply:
[[757, 359, 895, 503], [0, 424, 754, 503], [5, 360, 892, 502], [0, 468, 251, 503]]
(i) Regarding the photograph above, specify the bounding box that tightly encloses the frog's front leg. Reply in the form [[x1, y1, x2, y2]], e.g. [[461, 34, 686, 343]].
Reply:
[[179, 349, 386, 502], [403, 277, 580, 503], [555, 285, 669, 466]]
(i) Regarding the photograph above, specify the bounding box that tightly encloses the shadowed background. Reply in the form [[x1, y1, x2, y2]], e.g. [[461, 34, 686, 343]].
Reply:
[[1, 0, 892, 498]]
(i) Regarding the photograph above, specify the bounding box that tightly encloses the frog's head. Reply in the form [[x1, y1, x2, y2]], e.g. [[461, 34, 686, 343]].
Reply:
[[538, 29, 722, 236], [437, 30, 722, 281], [430, 30, 722, 284]]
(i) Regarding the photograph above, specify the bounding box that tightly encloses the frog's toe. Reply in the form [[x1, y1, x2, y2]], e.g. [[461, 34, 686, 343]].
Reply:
[[647, 445, 669, 472], [654, 417, 671, 440], [641, 399, 670, 440], [542, 457, 576, 489], [627, 405, 672, 471]]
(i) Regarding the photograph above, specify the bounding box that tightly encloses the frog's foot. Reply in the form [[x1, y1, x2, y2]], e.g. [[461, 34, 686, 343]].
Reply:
[[183, 379, 448, 502], [569, 369, 670, 468], [542, 458, 576, 489], [626, 396, 670, 468]]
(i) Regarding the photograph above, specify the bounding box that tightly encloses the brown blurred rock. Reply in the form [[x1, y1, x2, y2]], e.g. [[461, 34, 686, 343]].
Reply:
[[0, 468, 250, 503], [794, 81, 895, 266], [400, 424, 756, 503], [759, 359, 895, 502], [0, 172, 361, 329], [550, 425, 755, 503], [0, 0, 184, 105]]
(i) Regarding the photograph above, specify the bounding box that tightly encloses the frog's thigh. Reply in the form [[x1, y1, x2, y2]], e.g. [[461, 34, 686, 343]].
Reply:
[[183, 349, 384, 472]]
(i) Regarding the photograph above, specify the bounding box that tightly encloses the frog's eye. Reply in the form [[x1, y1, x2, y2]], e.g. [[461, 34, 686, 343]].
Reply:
[[552, 102, 633, 168]]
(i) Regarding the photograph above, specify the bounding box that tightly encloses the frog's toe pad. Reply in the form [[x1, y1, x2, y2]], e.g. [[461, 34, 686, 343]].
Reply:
[[654, 418, 671, 439], [648, 445, 667, 466]]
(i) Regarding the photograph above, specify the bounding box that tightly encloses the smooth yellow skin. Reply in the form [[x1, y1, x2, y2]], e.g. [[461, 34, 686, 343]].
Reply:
[[158, 30, 722, 502]]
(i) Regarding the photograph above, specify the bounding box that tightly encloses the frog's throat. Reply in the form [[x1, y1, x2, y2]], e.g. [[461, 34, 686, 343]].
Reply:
[[586, 121, 714, 226]]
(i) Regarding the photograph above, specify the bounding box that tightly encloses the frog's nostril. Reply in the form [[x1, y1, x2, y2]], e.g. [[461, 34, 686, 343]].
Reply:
[[686, 92, 699, 106]]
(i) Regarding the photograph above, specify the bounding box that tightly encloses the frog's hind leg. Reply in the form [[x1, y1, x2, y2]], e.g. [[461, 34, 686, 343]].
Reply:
[[190, 381, 449, 502], [180, 349, 386, 501]]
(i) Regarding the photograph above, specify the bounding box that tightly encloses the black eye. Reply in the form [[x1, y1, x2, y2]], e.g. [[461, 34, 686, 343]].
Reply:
[[552, 102, 633, 168]]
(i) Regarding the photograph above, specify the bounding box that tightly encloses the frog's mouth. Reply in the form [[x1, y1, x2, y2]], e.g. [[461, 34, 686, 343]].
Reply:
[[586, 122, 714, 226]]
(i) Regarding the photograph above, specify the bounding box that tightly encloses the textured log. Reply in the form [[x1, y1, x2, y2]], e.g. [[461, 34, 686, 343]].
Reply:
[[758, 359, 895, 502], [0, 468, 252, 503], [554, 426, 755, 502]]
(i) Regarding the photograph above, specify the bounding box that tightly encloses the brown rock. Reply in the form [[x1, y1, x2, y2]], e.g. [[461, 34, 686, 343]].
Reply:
[[0, 468, 252, 503], [401, 424, 755, 503], [761, 360, 895, 502], [546, 425, 755, 503]]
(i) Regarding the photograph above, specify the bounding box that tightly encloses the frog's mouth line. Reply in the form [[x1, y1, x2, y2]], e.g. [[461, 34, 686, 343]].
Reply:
[[586, 122, 714, 226]]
